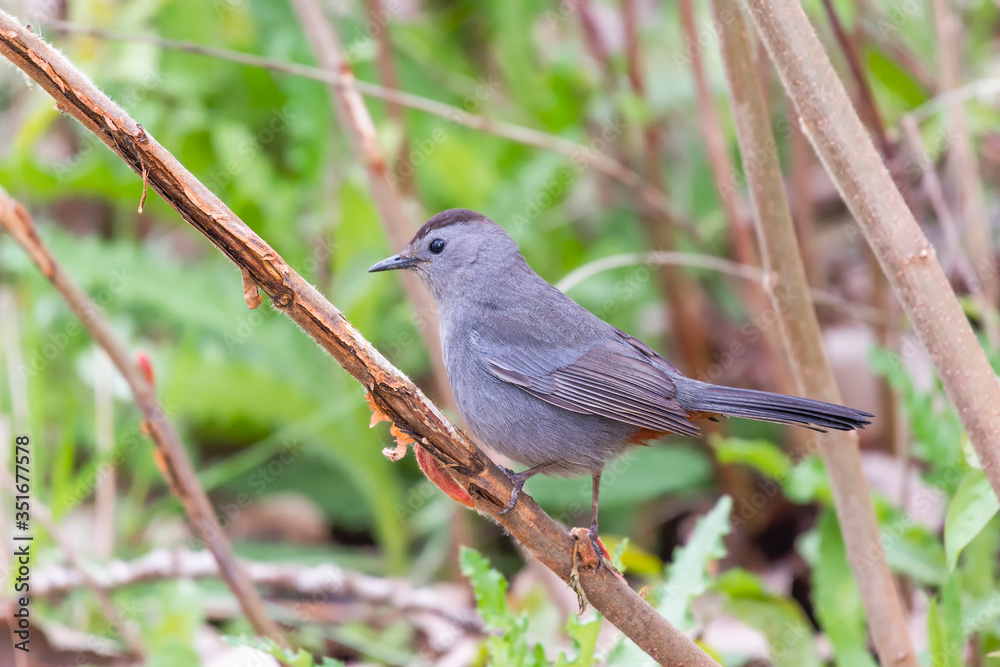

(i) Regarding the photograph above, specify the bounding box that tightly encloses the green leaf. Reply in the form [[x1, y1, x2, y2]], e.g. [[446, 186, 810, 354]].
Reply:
[[554, 614, 602, 667], [716, 569, 821, 667], [223, 637, 345, 667], [459, 547, 546, 667], [711, 435, 793, 480], [784, 456, 834, 505], [459, 546, 510, 628], [945, 469, 1000, 571], [927, 572, 963, 667], [812, 510, 877, 667], [656, 495, 732, 631]]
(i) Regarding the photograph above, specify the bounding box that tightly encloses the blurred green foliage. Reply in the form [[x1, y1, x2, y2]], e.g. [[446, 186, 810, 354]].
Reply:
[[2, 0, 1000, 663]]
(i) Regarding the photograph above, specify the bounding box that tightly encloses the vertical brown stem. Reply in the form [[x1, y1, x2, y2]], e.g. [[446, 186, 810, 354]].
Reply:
[[819, 0, 902, 456], [744, 0, 1000, 506], [788, 103, 819, 286], [289, 0, 453, 405], [621, 0, 709, 376], [930, 0, 998, 306], [367, 0, 416, 199], [711, 2, 918, 665], [679, 0, 805, 494]]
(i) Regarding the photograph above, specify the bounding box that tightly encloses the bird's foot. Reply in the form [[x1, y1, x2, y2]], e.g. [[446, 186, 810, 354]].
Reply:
[[498, 466, 527, 515], [588, 523, 605, 571], [569, 526, 612, 572]]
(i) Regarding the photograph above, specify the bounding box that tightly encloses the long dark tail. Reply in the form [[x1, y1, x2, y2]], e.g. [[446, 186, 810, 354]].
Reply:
[[678, 381, 873, 432]]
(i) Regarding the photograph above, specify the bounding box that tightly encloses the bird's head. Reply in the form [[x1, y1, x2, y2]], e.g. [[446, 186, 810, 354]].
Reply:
[[368, 209, 523, 303]]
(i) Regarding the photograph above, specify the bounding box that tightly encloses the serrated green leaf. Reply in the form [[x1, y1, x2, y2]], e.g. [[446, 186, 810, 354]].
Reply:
[[945, 470, 1000, 571], [657, 495, 732, 631], [554, 614, 602, 667], [459, 547, 546, 667], [459, 546, 510, 627]]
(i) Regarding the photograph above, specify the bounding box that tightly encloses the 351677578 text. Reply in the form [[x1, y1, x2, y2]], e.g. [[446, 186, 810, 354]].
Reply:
[[12, 434, 31, 653]]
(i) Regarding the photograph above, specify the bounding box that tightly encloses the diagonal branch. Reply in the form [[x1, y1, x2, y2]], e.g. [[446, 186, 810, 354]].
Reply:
[[0, 188, 288, 648], [287, 0, 451, 405], [0, 12, 718, 666], [40, 18, 699, 242]]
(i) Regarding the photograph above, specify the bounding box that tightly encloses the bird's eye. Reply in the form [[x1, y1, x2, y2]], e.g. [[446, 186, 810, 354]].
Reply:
[[429, 238, 446, 254]]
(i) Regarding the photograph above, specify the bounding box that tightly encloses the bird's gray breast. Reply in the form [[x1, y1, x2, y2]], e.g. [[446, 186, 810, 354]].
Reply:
[[441, 321, 637, 476]]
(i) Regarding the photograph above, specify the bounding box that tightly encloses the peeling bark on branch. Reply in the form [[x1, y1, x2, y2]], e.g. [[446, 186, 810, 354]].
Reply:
[[0, 12, 717, 666]]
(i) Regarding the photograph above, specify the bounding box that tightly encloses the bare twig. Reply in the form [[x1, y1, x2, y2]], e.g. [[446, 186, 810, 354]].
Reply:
[[33, 548, 484, 635], [94, 348, 115, 561], [621, 0, 709, 377], [0, 466, 146, 658], [554, 251, 887, 325], [367, 0, 414, 198], [743, 0, 1000, 588], [855, 21, 938, 96], [40, 18, 699, 241], [678, 0, 756, 270], [677, 0, 800, 423], [900, 115, 999, 338], [0, 189, 287, 648], [910, 77, 1000, 123], [576, 0, 613, 79], [0, 14, 718, 665], [787, 109, 819, 286], [711, 2, 919, 666], [818, 0, 906, 455], [287, 0, 453, 405], [929, 0, 998, 305]]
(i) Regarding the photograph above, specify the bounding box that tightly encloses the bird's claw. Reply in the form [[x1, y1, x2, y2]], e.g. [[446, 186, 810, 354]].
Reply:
[[498, 466, 525, 515], [588, 524, 605, 571]]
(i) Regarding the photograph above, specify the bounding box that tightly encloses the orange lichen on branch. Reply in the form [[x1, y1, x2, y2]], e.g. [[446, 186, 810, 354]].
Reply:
[[365, 391, 392, 427], [381, 423, 415, 462]]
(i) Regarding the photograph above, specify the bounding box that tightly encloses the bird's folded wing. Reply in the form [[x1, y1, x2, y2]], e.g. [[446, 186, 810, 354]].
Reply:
[[477, 334, 700, 437]]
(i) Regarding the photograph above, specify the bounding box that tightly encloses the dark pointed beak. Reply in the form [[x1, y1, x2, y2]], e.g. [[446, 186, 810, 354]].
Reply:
[[368, 254, 421, 273]]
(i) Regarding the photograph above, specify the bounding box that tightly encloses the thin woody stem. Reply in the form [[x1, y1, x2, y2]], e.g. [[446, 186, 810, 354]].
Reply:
[[0, 13, 718, 665], [711, 2, 919, 665]]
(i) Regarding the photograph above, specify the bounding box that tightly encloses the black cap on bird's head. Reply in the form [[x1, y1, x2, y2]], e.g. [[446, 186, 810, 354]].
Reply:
[[367, 209, 492, 272], [368, 208, 526, 303]]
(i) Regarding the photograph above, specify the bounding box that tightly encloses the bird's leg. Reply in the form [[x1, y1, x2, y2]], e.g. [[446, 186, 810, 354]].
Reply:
[[588, 470, 604, 570], [498, 461, 557, 515]]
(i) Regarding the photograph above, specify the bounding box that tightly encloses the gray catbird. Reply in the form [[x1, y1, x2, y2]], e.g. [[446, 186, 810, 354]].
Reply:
[[370, 209, 872, 565]]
